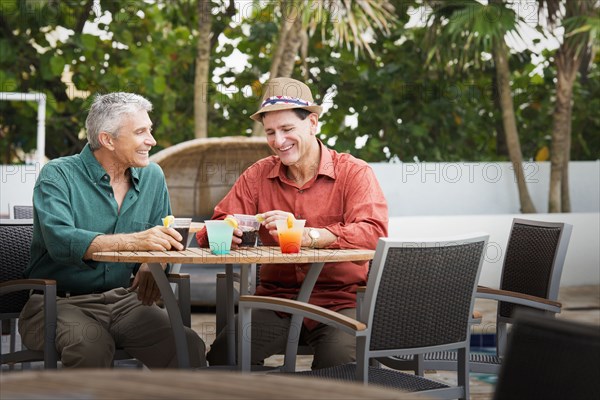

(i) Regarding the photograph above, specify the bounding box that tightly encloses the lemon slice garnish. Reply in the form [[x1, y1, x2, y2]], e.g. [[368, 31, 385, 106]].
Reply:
[[162, 215, 174, 228], [286, 214, 295, 229], [224, 216, 238, 229], [255, 214, 265, 223]]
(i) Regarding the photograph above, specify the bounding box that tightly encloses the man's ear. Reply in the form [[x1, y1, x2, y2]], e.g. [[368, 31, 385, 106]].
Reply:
[[308, 113, 319, 136], [99, 131, 115, 150]]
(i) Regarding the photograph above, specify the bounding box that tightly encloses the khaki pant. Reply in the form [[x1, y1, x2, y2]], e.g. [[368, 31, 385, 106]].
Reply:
[[207, 308, 356, 369], [19, 288, 206, 368]]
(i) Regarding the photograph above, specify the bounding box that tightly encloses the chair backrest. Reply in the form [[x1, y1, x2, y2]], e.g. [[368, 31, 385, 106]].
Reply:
[[0, 219, 34, 317], [493, 310, 600, 400], [364, 234, 489, 352], [498, 219, 573, 320], [13, 205, 34, 219]]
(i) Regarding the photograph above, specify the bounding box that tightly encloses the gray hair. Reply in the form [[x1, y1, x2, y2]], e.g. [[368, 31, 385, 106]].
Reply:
[[85, 92, 153, 151]]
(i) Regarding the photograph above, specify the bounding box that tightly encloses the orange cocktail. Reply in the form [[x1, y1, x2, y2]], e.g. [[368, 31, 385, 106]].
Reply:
[[275, 218, 306, 254]]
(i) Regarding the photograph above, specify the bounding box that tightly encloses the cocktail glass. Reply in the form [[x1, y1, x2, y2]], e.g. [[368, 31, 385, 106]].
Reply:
[[205, 220, 235, 255], [233, 214, 261, 247], [173, 218, 192, 249], [275, 219, 306, 254]]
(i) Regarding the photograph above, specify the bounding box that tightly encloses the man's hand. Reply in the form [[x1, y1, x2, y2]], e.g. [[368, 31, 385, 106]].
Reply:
[[129, 263, 163, 306], [84, 226, 183, 260], [134, 226, 183, 251], [260, 210, 293, 241], [230, 227, 243, 249]]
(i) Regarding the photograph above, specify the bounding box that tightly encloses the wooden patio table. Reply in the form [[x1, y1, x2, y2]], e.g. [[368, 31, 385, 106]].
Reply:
[[0, 369, 409, 399], [92, 246, 374, 369]]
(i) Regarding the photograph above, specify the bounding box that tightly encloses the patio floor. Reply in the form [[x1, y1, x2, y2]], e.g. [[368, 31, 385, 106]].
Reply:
[[190, 284, 599, 400], [2, 284, 598, 399]]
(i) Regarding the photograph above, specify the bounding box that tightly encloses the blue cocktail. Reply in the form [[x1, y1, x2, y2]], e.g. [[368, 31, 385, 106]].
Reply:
[[205, 220, 235, 255]]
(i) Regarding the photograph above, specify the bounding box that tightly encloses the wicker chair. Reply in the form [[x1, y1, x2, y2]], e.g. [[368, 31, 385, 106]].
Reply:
[[149, 136, 272, 218], [0, 219, 192, 369], [0, 219, 57, 369], [379, 218, 573, 375], [238, 234, 489, 399], [1, 206, 36, 340], [493, 309, 600, 400], [12, 205, 34, 219]]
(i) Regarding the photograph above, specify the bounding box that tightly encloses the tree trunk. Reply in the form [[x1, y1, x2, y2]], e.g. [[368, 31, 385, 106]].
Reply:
[[492, 72, 507, 156], [561, 130, 571, 212], [548, 2, 590, 212], [251, 6, 303, 136], [549, 49, 580, 212], [194, 0, 212, 138], [493, 39, 537, 213], [275, 15, 303, 77]]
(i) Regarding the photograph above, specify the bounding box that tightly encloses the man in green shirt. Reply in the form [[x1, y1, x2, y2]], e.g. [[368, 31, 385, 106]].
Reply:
[[19, 92, 206, 368]]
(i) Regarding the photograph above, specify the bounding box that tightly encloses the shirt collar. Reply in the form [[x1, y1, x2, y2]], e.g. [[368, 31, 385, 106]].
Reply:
[[267, 139, 336, 181], [80, 144, 140, 191]]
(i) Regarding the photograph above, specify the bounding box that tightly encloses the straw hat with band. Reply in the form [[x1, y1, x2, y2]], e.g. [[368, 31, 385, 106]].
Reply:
[[250, 77, 323, 122]]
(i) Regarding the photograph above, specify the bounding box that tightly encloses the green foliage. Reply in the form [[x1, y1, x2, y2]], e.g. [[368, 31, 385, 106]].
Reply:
[[1, 0, 598, 165], [0, 0, 198, 162]]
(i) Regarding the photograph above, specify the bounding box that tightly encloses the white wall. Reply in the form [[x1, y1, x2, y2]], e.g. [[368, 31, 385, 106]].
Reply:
[[371, 161, 600, 216], [0, 164, 39, 217], [5, 161, 597, 217], [388, 213, 599, 287]]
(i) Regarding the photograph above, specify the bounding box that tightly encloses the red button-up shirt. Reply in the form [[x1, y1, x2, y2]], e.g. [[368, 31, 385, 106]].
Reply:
[[196, 141, 388, 328]]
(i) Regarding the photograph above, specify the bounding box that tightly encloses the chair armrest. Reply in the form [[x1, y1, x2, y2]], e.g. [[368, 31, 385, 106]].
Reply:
[[0, 279, 58, 368], [239, 295, 366, 334], [476, 286, 562, 313], [0, 279, 56, 295]]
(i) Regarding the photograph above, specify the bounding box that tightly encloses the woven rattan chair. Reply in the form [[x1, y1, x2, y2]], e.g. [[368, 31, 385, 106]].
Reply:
[[0, 219, 58, 369], [12, 205, 34, 219], [493, 309, 600, 400], [379, 218, 573, 375], [0, 219, 192, 369], [149, 136, 272, 218], [3, 203, 34, 344], [238, 234, 489, 399]]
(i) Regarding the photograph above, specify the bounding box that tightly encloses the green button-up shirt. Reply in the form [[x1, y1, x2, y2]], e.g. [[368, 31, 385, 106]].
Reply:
[[25, 144, 172, 294]]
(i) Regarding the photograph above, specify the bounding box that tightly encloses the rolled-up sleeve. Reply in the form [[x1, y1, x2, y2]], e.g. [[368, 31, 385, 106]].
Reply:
[[35, 165, 101, 268]]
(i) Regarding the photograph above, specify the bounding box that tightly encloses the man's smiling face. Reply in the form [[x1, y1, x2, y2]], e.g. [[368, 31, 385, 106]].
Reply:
[[263, 109, 318, 167]]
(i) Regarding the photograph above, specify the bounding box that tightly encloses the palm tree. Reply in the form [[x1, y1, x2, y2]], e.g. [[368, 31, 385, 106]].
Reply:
[[194, 0, 212, 139], [424, 0, 537, 213], [251, 0, 396, 136], [537, 0, 598, 212], [194, 0, 237, 138]]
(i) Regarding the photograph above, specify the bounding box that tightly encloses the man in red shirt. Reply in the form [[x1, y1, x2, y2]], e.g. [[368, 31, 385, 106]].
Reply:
[[199, 77, 388, 369]]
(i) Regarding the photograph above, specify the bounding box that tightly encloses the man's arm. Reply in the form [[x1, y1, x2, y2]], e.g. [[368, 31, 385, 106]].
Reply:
[[324, 165, 389, 250], [35, 162, 182, 262], [83, 226, 184, 260]]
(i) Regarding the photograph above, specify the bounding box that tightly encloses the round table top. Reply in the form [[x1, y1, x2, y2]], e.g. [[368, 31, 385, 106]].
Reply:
[[0, 369, 409, 399], [92, 246, 375, 265]]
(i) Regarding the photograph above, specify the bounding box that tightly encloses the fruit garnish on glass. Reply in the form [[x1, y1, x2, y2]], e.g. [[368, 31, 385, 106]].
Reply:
[[162, 215, 175, 228], [286, 214, 295, 229], [224, 216, 239, 229]]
